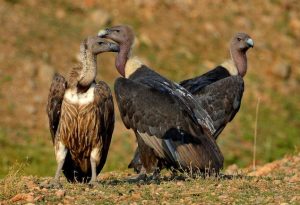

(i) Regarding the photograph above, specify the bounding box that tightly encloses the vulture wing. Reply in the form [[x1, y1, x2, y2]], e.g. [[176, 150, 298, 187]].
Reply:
[[187, 76, 244, 139], [94, 81, 115, 173], [115, 67, 223, 171], [46, 73, 67, 143], [180, 66, 231, 94]]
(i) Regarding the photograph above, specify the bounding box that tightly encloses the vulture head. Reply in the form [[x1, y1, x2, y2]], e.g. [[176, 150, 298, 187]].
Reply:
[[230, 32, 254, 77], [98, 25, 135, 48], [231, 32, 254, 52], [85, 36, 120, 54], [98, 25, 136, 77]]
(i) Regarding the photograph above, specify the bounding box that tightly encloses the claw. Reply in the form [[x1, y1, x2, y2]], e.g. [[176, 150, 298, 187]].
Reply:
[[127, 173, 147, 183], [88, 180, 98, 188]]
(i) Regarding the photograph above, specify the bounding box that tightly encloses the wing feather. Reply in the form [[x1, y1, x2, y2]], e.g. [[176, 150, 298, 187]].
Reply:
[[115, 74, 223, 171], [94, 81, 115, 173], [193, 76, 244, 139], [46, 73, 67, 143]]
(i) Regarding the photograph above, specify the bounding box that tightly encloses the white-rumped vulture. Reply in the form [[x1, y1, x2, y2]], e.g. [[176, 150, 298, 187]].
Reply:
[[128, 33, 254, 173], [98, 25, 223, 178], [46, 36, 118, 185]]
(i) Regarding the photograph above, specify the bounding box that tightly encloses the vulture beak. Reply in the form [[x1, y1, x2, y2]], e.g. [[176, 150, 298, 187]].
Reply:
[[98, 28, 110, 37], [246, 38, 254, 48], [109, 42, 120, 52]]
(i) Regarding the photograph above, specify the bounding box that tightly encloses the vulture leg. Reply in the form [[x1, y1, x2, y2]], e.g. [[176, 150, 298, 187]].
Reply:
[[150, 166, 161, 181], [41, 141, 67, 188], [54, 142, 67, 184], [89, 159, 97, 186], [89, 147, 100, 186], [128, 132, 162, 182], [127, 166, 147, 183]]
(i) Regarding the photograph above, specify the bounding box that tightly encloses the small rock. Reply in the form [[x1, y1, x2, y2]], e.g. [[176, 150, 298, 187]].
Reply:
[[10, 193, 34, 203], [288, 174, 300, 183], [291, 196, 300, 202], [26, 180, 38, 191], [225, 164, 239, 175], [41, 188, 48, 192], [33, 95, 43, 103], [272, 62, 291, 80], [37, 63, 55, 86], [55, 189, 66, 198], [34, 195, 44, 202], [273, 180, 281, 185], [176, 181, 184, 186], [89, 9, 112, 27], [218, 195, 228, 200], [139, 34, 152, 47], [203, 22, 216, 33], [25, 105, 37, 115], [56, 8, 66, 19], [65, 195, 75, 200]]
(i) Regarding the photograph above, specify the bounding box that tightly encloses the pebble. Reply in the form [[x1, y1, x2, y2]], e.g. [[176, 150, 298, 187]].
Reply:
[[55, 189, 66, 198]]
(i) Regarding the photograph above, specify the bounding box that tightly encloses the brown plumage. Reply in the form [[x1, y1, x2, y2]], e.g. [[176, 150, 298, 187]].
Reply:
[[46, 36, 119, 185]]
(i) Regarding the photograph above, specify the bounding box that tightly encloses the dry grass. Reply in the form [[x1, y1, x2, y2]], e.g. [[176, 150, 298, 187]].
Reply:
[[0, 162, 26, 200], [0, 153, 300, 204], [252, 98, 260, 171]]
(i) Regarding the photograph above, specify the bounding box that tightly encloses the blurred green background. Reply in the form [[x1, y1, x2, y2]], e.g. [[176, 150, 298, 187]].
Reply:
[[0, 0, 299, 178]]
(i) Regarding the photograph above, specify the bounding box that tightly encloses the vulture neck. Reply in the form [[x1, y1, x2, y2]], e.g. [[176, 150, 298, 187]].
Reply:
[[78, 44, 97, 87], [116, 41, 141, 78], [230, 47, 247, 77]]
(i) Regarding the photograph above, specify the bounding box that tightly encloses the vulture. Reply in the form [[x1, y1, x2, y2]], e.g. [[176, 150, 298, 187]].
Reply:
[[98, 25, 223, 178], [46, 36, 118, 185], [128, 33, 254, 173]]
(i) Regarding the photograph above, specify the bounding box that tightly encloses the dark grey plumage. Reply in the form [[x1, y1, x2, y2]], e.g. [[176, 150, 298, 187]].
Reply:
[[99, 25, 224, 176], [115, 66, 224, 172], [128, 32, 253, 173]]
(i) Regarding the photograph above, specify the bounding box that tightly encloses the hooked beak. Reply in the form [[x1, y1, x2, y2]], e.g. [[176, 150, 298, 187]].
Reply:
[[246, 38, 254, 48], [109, 42, 120, 52], [98, 28, 110, 38]]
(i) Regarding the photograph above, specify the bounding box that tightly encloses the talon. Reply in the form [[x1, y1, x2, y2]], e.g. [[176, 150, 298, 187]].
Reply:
[[88, 180, 98, 188], [127, 173, 147, 183]]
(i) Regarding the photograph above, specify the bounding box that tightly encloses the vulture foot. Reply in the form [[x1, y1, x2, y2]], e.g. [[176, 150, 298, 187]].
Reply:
[[127, 173, 147, 183], [88, 180, 98, 188]]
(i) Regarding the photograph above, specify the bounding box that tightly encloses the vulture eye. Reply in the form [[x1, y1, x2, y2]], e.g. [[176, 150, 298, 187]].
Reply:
[[114, 29, 120, 33], [237, 37, 241, 41], [98, 42, 104, 45]]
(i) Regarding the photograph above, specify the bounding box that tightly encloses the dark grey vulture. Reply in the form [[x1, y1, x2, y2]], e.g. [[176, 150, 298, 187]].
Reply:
[[98, 25, 223, 178], [129, 33, 254, 173], [46, 36, 118, 185]]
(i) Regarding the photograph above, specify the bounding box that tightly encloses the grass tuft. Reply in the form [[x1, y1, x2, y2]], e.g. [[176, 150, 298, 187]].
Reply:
[[0, 162, 27, 200]]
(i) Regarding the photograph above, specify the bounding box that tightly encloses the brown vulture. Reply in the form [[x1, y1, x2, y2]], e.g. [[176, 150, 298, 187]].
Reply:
[[98, 25, 223, 179], [46, 36, 118, 185]]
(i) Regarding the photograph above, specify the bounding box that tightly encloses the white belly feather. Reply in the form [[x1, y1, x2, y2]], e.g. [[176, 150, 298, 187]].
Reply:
[[64, 84, 95, 105]]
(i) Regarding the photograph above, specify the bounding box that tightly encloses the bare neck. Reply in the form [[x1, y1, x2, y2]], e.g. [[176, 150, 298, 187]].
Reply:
[[230, 48, 247, 77], [116, 42, 132, 77], [78, 44, 97, 87]]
